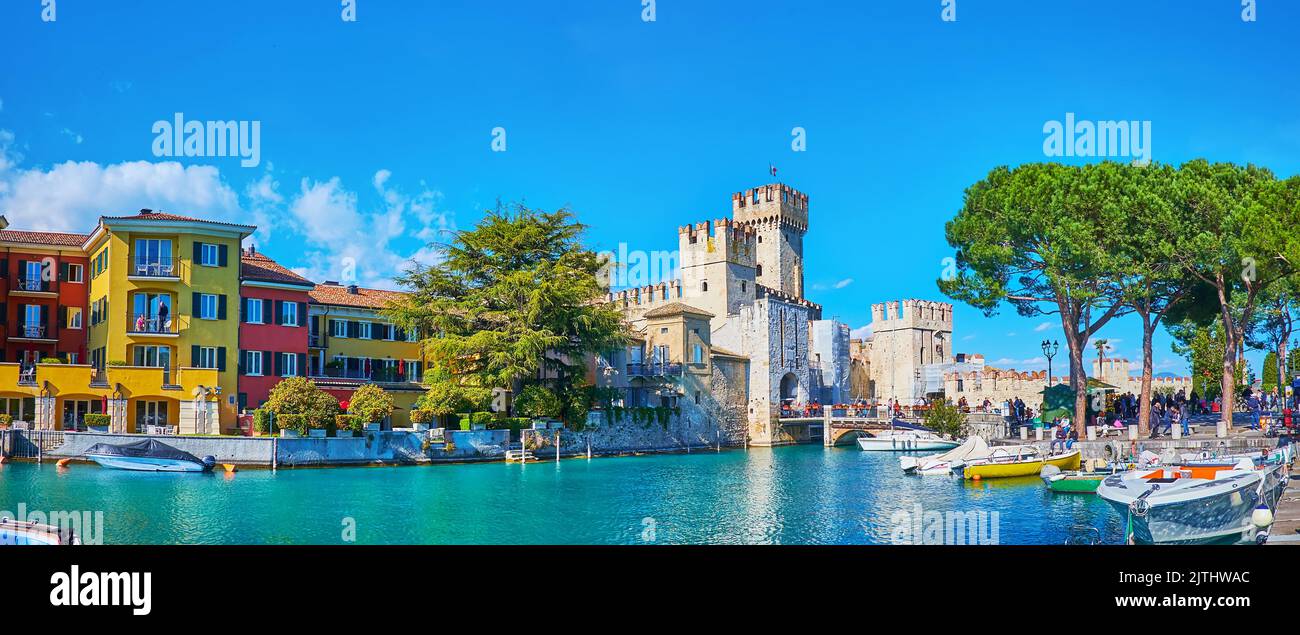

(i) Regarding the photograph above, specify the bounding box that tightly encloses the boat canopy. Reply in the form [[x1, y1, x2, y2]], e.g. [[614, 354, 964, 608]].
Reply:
[[889, 418, 937, 433], [84, 439, 205, 464], [924, 436, 992, 463]]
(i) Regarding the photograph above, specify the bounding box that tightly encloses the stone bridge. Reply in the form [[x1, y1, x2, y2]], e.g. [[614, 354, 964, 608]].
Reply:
[[778, 410, 1011, 446]]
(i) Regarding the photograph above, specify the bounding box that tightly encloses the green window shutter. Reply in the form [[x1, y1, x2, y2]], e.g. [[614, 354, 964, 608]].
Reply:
[[191, 345, 201, 367], [297, 353, 307, 375], [298, 302, 307, 327], [218, 244, 228, 267], [274, 300, 283, 325], [217, 347, 227, 372], [218, 295, 227, 320], [192, 292, 201, 316], [193, 241, 202, 263]]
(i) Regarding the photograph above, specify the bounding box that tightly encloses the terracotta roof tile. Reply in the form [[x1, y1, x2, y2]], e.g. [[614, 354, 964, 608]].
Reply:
[[240, 252, 314, 287], [309, 283, 409, 310], [100, 209, 256, 231], [0, 230, 91, 247], [643, 301, 715, 319]]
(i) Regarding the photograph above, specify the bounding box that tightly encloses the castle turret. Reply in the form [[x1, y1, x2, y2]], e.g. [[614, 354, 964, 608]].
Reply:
[[732, 183, 808, 299], [678, 218, 757, 320]]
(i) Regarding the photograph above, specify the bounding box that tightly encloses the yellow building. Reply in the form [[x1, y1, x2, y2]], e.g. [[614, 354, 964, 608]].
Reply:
[[84, 210, 252, 432], [307, 282, 427, 428], [0, 362, 219, 433]]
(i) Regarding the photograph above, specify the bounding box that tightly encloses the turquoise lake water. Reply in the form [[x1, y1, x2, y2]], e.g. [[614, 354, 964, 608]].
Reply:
[[0, 445, 1128, 544]]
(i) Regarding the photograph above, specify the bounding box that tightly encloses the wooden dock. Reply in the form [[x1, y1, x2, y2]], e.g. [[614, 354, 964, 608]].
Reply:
[[1267, 473, 1300, 544]]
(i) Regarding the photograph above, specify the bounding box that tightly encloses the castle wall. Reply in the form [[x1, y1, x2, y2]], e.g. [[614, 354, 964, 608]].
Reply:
[[867, 299, 954, 404], [732, 184, 808, 300]]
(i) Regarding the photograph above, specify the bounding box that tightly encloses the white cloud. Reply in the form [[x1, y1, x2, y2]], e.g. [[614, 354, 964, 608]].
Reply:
[[833, 278, 853, 289], [0, 127, 453, 290], [961, 334, 976, 341], [0, 158, 240, 232], [851, 324, 873, 340], [1034, 322, 1053, 332], [60, 128, 83, 144]]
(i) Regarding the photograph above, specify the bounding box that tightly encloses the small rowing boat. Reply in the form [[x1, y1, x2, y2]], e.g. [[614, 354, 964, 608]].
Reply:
[[84, 438, 216, 472], [900, 436, 990, 475]]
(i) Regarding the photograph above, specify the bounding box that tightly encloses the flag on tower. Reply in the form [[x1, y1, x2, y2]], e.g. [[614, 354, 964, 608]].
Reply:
[[769, 163, 778, 178]]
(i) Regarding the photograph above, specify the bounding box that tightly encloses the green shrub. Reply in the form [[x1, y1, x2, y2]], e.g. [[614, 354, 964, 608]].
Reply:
[[470, 411, 494, 428], [278, 414, 308, 435], [409, 409, 435, 424], [487, 417, 532, 434], [349, 383, 394, 423], [253, 409, 275, 434], [83, 413, 111, 428], [107, 360, 128, 367], [513, 385, 561, 419], [40, 357, 62, 364], [335, 414, 362, 433], [0, 414, 13, 427], [266, 377, 340, 428]]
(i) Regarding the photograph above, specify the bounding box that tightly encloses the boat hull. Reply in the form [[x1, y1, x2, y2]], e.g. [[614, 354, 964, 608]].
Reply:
[[86, 454, 210, 472], [858, 437, 959, 452], [1047, 474, 1104, 493], [964, 450, 1081, 479], [1098, 464, 1289, 544]]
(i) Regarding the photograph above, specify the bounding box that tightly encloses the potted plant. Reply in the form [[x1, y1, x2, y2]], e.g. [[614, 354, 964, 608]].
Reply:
[[335, 414, 361, 437], [348, 384, 394, 432], [0, 414, 12, 430], [83, 413, 111, 433], [278, 414, 306, 438], [409, 409, 434, 431]]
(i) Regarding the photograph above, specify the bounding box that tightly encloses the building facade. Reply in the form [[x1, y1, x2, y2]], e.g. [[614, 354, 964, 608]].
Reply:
[[0, 229, 91, 369], [237, 246, 314, 411], [307, 282, 427, 428]]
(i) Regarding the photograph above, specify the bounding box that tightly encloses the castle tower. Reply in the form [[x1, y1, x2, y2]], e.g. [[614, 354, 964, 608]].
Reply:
[[867, 299, 954, 404], [678, 219, 757, 321], [732, 183, 808, 300]]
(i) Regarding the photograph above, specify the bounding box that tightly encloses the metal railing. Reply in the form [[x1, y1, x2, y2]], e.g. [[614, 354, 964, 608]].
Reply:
[[127, 313, 178, 334], [14, 276, 53, 293], [308, 333, 324, 348], [131, 257, 176, 278], [625, 362, 683, 377], [316, 366, 406, 382], [0, 429, 66, 459], [15, 323, 47, 339]]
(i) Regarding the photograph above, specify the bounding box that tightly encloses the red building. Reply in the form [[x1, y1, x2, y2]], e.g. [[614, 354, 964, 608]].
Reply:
[[0, 229, 92, 366], [237, 245, 313, 412]]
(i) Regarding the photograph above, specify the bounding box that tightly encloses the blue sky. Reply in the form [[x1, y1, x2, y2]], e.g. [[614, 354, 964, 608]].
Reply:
[[1, 0, 1297, 379]]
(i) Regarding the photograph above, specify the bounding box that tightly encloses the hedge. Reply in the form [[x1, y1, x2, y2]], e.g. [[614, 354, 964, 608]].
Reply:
[[83, 413, 111, 428], [409, 409, 435, 424], [335, 414, 362, 433], [278, 414, 308, 435]]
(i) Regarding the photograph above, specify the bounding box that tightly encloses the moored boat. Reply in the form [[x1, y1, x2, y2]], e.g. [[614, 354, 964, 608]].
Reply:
[[857, 430, 960, 452], [963, 447, 1081, 479], [1096, 458, 1290, 544], [0, 518, 80, 545], [84, 439, 216, 472], [900, 436, 991, 474]]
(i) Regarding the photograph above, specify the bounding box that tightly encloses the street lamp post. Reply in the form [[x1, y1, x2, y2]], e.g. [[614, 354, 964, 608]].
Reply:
[[1041, 339, 1059, 386]]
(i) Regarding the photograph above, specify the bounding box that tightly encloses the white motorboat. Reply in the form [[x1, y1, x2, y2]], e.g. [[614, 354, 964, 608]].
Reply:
[[900, 436, 990, 474], [84, 438, 216, 473], [857, 430, 959, 452], [1097, 458, 1290, 544]]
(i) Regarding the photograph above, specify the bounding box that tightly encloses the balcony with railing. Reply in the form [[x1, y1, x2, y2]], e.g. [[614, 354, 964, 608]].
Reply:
[[11, 322, 55, 341], [314, 364, 410, 383], [625, 362, 684, 378], [11, 275, 56, 295], [127, 312, 179, 336], [308, 332, 325, 348], [130, 256, 179, 279]]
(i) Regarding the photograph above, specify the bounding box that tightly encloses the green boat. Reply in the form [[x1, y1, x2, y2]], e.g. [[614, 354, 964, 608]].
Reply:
[[1044, 473, 1105, 493], [1040, 464, 1107, 493]]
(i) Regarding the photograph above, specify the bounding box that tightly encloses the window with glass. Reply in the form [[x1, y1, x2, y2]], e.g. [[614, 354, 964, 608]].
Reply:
[[200, 294, 217, 320], [67, 307, 82, 329], [131, 293, 173, 333], [66, 263, 83, 283], [21, 260, 44, 291], [246, 350, 263, 375], [281, 353, 298, 377], [22, 304, 43, 338], [132, 345, 171, 368], [281, 302, 298, 326], [246, 298, 264, 324], [357, 322, 371, 339], [200, 243, 219, 266], [136, 401, 169, 428], [197, 347, 217, 369], [693, 344, 704, 364], [133, 238, 174, 277], [330, 319, 347, 337]]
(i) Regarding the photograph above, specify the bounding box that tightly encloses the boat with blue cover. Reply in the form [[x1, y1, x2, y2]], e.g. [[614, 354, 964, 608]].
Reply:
[[83, 438, 216, 472]]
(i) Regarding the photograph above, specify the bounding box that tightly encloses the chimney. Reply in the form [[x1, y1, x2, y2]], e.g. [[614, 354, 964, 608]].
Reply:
[[347, 284, 359, 295], [139, 208, 153, 215]]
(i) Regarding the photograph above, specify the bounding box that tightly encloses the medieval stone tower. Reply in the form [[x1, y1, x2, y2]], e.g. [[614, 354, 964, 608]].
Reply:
[[678, 219, 758, 321], [732, 183, 808, 300], [868, 299, 954, 403]]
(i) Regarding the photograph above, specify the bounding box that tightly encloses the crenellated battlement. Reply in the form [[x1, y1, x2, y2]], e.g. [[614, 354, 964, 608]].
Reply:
[[607, 279, 686, 310], [870, 299, 954, 329], [679, 218, 757, 268], [732, 183, 809, 232]]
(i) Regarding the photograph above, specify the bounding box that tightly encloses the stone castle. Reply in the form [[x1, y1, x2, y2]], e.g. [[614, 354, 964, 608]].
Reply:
[[596, 183, 851, 446]]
